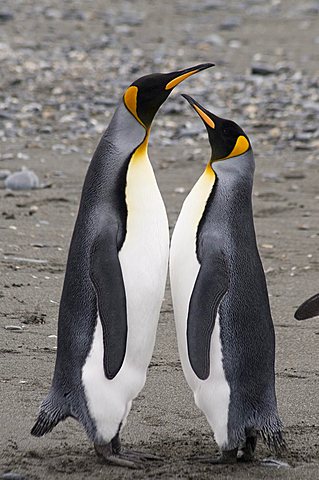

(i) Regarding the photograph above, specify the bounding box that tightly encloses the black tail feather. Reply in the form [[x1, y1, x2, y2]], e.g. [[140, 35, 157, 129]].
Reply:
[[31, 392, 69, 437], [260, 429, 287, 454]]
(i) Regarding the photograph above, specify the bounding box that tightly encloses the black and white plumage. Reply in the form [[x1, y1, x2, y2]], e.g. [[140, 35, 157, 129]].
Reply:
[[170, 95, 284, 463]]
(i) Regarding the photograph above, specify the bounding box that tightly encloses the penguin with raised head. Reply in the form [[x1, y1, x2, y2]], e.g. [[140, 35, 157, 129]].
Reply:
[[31, 64, 214, 468], [295, 293, 319, 320], [170, 95, 284, 463]]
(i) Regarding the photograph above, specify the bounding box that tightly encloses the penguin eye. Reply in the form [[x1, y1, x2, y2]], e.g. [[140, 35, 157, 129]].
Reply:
[[222, 128, 230, 136]]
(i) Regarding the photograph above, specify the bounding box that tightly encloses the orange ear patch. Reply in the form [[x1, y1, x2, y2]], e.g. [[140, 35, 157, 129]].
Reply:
[[165, 69, 199, 90], [193, 105, 215, 129], [123, 86, 145, 128], [225, 135, 250, 159]]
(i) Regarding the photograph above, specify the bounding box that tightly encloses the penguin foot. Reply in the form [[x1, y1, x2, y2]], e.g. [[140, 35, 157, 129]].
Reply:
[[237, 433, 257, 463], [194, 448, 238, 465], [94, 434, 163, 469], [94, 443, 141, 469]]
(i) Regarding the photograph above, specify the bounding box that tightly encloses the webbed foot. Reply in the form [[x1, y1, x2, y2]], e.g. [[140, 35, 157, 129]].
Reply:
[[94, 433, 162, 469], [193, 448, 238, 465], [238, 431, 257, 462]]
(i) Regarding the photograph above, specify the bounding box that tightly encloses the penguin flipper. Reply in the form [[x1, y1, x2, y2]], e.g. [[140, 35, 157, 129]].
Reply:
[[294, 292, 319, 320], [187, 250, 229, 380], [90, 224, 127, 380]]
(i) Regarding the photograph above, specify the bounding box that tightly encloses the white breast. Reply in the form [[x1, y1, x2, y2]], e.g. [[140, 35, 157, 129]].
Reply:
[[169, 164, 230, 448], [82, 140, 169, 443]]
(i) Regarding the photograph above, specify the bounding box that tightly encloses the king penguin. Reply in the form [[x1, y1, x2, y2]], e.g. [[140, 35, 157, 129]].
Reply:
[[31, 64, 214, 468], [169, 95, 285, 463]]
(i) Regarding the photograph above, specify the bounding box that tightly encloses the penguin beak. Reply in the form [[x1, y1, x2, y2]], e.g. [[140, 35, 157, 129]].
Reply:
[[181, 94, 217, 130], [165, 63, 214, 90]]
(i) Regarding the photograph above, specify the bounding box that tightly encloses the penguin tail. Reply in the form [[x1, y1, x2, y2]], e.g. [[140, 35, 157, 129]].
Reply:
[[31, 391, 69, 437], [260, 429, 287, 453]]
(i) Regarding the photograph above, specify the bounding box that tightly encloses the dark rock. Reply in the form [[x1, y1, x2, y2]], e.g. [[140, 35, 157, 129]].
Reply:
[[0, 11, 14, 22], [219, 17, 241, 30], [251, 63, 277, 76]]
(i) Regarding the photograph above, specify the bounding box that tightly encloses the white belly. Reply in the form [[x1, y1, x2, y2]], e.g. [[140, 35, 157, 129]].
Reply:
[[82, 144, 169, 442], [170, 164, 230, 448]]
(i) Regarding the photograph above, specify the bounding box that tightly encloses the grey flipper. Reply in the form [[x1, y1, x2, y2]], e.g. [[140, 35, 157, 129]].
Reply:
[[295, 293, 319, 320], [90, 222, 127, 379], [187, 246, 229, 380]]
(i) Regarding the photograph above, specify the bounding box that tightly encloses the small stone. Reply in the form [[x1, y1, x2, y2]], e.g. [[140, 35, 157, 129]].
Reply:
[[297, 224, 310, 230], [29, 205, 39, 215], [205, 34, 224, 47], [269, 127, 281, 138], [5, 169, 40, 190], [4, 325, 23, 332], [0, 11, 14, 22], [251, 63, 276, 76], [219, 17, 241, 30], [229, 40, 242, 49], [39, 125, 52, 134], [283, 170, 306, 180], [1, 473, 27, 480], [17, 153, 30, 160]]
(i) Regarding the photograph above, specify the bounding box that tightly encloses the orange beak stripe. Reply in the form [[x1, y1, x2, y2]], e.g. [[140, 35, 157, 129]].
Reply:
[[193, 105, 215, 129], [165, 69, 199, 90]]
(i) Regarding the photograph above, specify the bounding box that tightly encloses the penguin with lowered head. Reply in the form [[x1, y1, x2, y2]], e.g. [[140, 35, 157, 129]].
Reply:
[[170, 95, 285, 463]]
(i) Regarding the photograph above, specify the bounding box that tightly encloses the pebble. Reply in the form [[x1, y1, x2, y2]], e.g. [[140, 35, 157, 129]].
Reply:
[[4, 325, 23, 332], [297, 224, 310, 230], [205, 34, 225, 46], [251, 64, 277, 75], [219, 17, 241, 30], [3, 256, 48, 264], [5, 169, 40, 190], [29, 205, 39, 215], [261, 244, 274, 249], [0, 11, 14, 22], [174, 187, 186, 194], [283, 171, 306, 180]]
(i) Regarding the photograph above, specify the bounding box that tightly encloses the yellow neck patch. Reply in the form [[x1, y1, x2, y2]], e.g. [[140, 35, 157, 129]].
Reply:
[[193, 105, 215, 129], [123, 86, 146, 128], [204, 161, 215, 179], [225, 135, 250, 159], [165, 69, 199, 90]]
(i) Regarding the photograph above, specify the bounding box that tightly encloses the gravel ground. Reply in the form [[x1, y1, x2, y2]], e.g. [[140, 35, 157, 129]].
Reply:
[[1, 1, 319, 479]]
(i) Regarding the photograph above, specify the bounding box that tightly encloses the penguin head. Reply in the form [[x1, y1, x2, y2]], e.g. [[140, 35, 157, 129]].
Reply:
[[181, 94, 251, 162], [123, 63, 214, 130]]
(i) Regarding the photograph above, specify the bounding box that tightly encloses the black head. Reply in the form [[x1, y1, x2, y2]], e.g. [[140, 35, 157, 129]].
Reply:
[[182, 94, 251, 162], [123, 63, 214, 129]]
